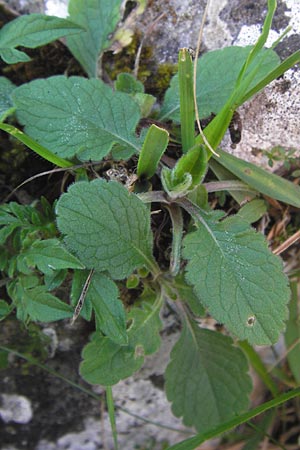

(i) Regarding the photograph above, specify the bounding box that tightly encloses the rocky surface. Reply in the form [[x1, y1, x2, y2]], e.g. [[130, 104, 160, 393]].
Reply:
[[1, 1, 300, 449]]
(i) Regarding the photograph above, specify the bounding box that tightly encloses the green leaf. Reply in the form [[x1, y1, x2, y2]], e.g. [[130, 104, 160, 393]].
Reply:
[[0, 14, 83, 64], [183, 213, 290, 345], [56, 179, 154, 279], [178, 48, 195, 153], [115, 73, 144, 94], [0, 300, 11, 319], [137, 124, 169, 178], [44, 269, 67, 291], [80, 332, 144, 386], [0, 123, 73, 168], [166, 387, 300, 450], [24, 238, 85, 274], [88, 272, 127, 345], [8, 277, 72, 322], [127, 300, 163, 355], [165, 322, 252, 432], [237, 199, 267, 224], [160, 46, 279, 121], [80, 294, 163, 385], [67, 0, 122, 78], [0, 77, 15, 120], [285, 281, 300, 384], [215, 149, 300, 208], [25, 286, 73, 322], [13, 76, 141, 161]]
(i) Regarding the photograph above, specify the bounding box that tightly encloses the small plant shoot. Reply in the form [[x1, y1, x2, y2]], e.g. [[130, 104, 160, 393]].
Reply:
[[1, 0, 300, 449]]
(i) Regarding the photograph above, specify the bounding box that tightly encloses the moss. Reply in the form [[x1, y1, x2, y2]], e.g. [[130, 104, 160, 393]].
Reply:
[[102, 33, 177, 101]]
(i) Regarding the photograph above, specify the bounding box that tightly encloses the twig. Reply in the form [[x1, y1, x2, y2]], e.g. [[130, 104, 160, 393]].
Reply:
[[273, 229, 300, 256]]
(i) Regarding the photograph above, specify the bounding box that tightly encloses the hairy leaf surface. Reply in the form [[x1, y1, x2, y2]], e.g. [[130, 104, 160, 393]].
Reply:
[[88, 272, 127, 345], [80, 297, 162, 385], [13, 76, 141, 161], [67, 0, 122, 77], [160, 46, 279, 121], [56, 179, 154, 279], [0, 14, 83, 64], [165, 323, 251, 432], [24, 239, 85, 274], [0, 77, 15, 120], [183, 214, 290, 345]]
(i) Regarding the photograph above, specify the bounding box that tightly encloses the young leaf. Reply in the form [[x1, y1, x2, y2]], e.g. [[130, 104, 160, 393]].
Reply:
[[87, 272, 128, 345], [56, 179, 155, 279], [80, 294, 163, 385], [215, 149, 300, 208], [183, 214, 290, 345], [137, 124, 169, 179], [67, 0, 122, 78], [0, 77, 15, 120], [12, 76, 141, 161], [80, 332, 144, 386], [165, 322, 252, 432], [25, 286, 73, 322], [115, 73, 144, 94], [127, 300, 163, 355], [24, 238, 85, 274], [178, 48, 195, 153], [0, 14, 83, 64], [8, 278, 73, 322], [160, 47, 279, 122]]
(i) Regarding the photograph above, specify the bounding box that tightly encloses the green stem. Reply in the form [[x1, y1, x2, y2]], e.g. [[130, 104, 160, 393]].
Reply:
[[106, 386, 118, 450], [166, 204, 184, 276]]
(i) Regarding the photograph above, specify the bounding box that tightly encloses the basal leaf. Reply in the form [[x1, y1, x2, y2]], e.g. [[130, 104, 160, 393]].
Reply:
[[56, 179, 154, 279], [183, 214, 290, 345], [0, 14, 83, 64], [0, 77, 15, 120], [80, 332, 144, 386], [12, 76, 141, 161], [165, 322, 252, 432], [160, 46, 279, 121], [24, 238, 85, 274], [67, 0, 122, 78], [88, 272, 127, 345]]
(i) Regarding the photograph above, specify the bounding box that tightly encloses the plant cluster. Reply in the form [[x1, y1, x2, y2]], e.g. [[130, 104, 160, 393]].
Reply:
[[1, 1, 300, 448]]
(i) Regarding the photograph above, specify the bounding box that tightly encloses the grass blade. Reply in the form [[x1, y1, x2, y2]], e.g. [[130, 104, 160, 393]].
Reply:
[[0, 122, 73, 168], [166, 386, 300, 450], [214, 149, 300, 207], [178, 48, 195, 153]]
